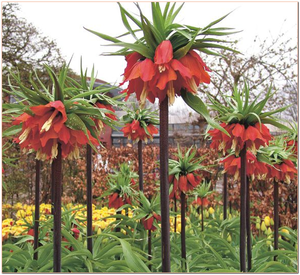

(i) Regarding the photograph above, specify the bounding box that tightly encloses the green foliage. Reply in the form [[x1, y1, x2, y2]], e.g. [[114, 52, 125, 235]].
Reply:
[[207, 82, 291, 130], [169, 145, 208, 179], [85, 2, 239, 59], [2, 204, 298, 272]]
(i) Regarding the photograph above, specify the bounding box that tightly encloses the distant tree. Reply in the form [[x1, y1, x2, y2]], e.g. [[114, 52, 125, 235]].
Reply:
[[199, 32, 297, 121], [2, 3, 66, 92]]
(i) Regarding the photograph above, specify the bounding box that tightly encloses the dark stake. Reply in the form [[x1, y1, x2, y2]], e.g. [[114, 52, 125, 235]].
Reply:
[[86, 144, 93, 253], [223, 173, 228, 220], [159, 97, 171, 272], [246, 177, 252, 271], [34, 160, 41, 260], [274, 180, 279, 261], [239, 146, 247, 272], [138, 140, 143, 191], [180, 192, 186, 270], [53, 143, 62, 272]]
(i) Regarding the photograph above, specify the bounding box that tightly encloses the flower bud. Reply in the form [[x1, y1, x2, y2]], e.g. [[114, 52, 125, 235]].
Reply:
[[264, 216, 270, 227], [227, 234, 232, 242], [209, 207, 215, 215], [261, 221, 266, 231], [256, 223, 261, 230], [266, 235, 272, 246], [270, 218, 274, 226], [205, 210, 209, 218], [267, 227, 272, 236]]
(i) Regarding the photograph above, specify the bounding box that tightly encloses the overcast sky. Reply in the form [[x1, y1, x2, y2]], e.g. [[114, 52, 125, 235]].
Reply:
[[15, 1, 297, 87]]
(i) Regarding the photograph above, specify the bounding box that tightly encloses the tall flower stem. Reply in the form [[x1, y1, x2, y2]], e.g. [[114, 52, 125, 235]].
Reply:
[[86, 144, 93, 253], [201, 203, 204, 232], [246, 177, 252, 271], [223, 173, 228, 220], [240, 146, 247, 272], [148, 230, 152, 271], [34, 160, 41, 260], [159, 97, 170, 272], [174, 198, 177, 233], [180, 192, 186, 270], [51, 162, 55, 215], [274, 180, 279, 261], [138, 140, 143, 192], [53, 143, 62, 272]]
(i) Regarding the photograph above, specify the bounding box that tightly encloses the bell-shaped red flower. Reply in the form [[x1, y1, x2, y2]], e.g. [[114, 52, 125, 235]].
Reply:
[[208, 122, 272, 156], [221, 151, 268, 181], [13, 101, 99, 160], [121, 40, 210, 107], [142, 212, 161, 231], [95, 102, 117, 121], [108, 192, 132, 209], [267, 159, 297, 184], [121, 120, 158, 143], [178, 173, 201, 193], [192, 197, 209, 207]]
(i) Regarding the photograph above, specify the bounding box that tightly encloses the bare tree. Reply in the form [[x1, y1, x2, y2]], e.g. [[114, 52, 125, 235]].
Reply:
[[2, 3, 66, 90], [198, 32, 297, 121]]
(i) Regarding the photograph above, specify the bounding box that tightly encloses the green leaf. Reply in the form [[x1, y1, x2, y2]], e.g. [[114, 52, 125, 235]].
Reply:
[[84, 27, 122, 43], [2, 124, 22, 137], [44, 65, 64, 102], [181, 90, 230, 137], [119, 239, 150, 272]]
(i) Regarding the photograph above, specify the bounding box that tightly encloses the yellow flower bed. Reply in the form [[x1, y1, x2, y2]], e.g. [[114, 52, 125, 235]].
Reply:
[[2, 203, 215, 241]]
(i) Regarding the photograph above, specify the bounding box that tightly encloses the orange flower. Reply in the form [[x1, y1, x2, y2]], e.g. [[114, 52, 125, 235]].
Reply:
[[178, 174, 200, 193], [267, 160, 297, 184], [108, 192, 132, 209], [142, 213, 161, 231], [192, 197, 209, 207], [121, 40, 210, 107], [121, 120, 158, 143], [208, 122, 272, 156], [221, 151, 268, 181], [95, 102, 117, 121], [13, 101, 99, 160]]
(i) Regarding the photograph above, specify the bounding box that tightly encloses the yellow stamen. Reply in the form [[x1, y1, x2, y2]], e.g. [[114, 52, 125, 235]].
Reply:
[[41, 109, 59, 133], [36, 150, 47, 161], [158, 65, 166, 73], [187, 78, 198, 93], [167, 81, 175, 105], [285, 174, 291, 184], [139, 83, 148, 109], [51, 140, 58, 159], [19, 128, 31, 144], [97, 120, 104, 132], [234, 170, 239, 181]]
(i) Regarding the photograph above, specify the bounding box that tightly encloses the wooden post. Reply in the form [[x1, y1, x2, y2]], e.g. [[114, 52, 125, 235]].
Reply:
[[86, 145, 93, 253], [240, 146, 247, 272], [34, 160, 41, 260], [159, 97, 171, 272], [53, 144, 62, 272]]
